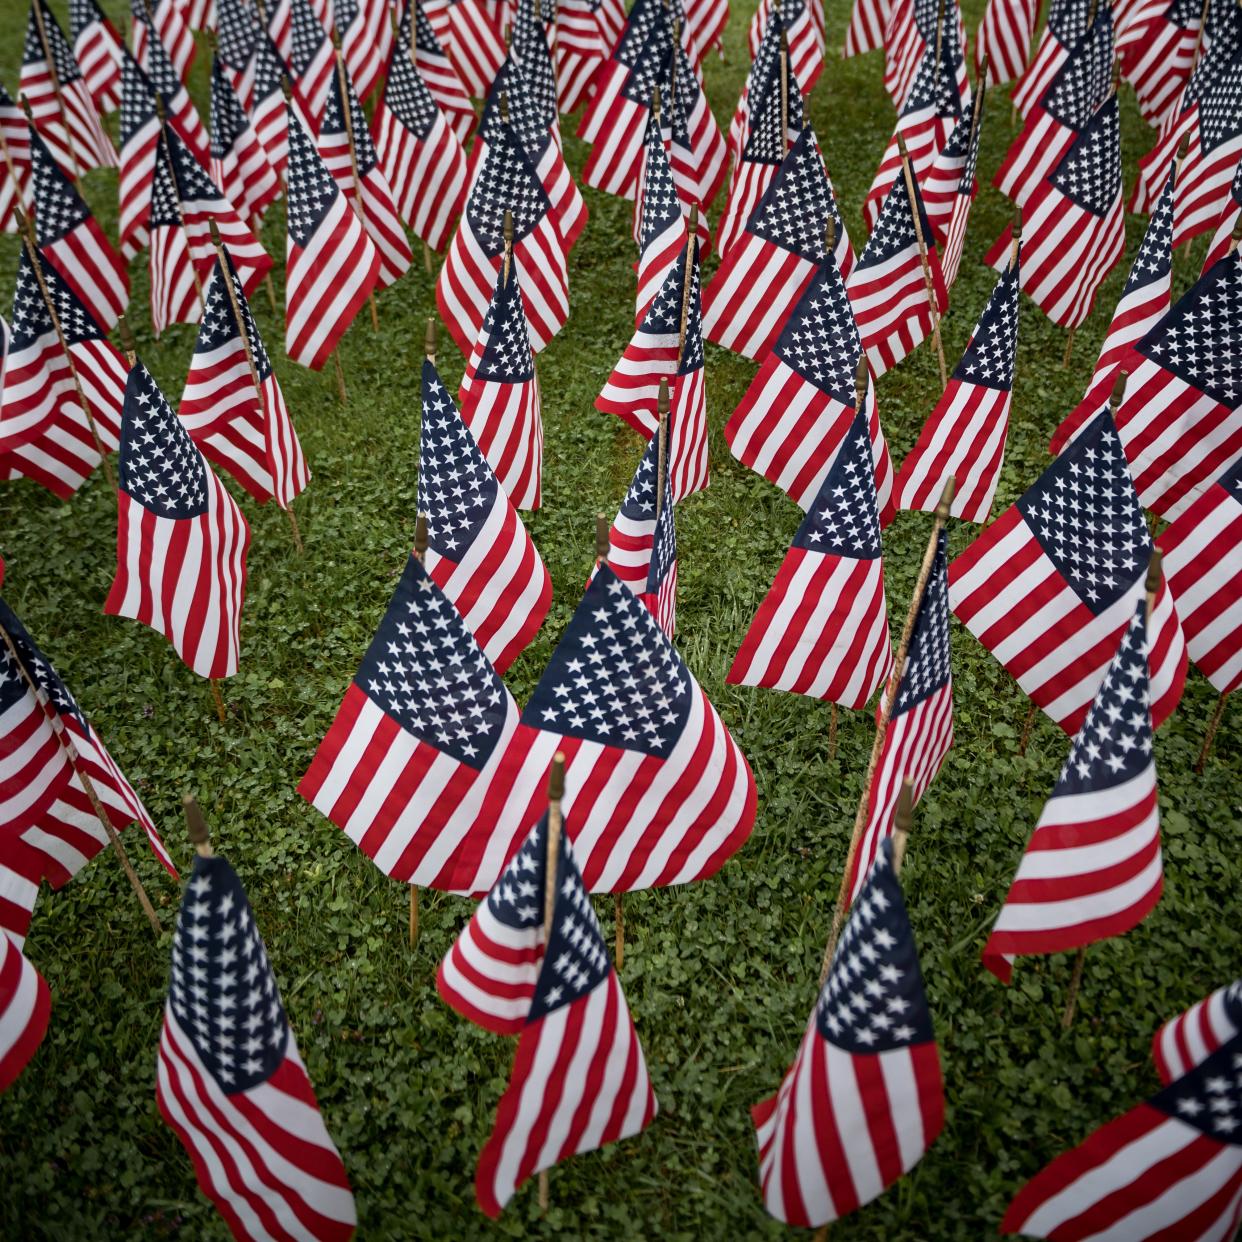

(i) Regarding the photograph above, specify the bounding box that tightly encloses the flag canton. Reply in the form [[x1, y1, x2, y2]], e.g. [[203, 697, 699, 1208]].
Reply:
[[169, 855, 290, 1095], [0, 598, 87, 732], [512, 9, 558, 127], [750, 126, 840, 262], [1051, 95, 1121, 216], [744, 50, 807, 164], [120, 54, 156, 142], [678, 254, 704, 374], [622, 19, 674, 110], [774, 252, 862, 406], [355, 554, 508, 768], [67, 0, 99, 38], [1048, 0, 1097, 45], [289, 0, 326, 75], [28, 1, 81, 83], [169, 126, 222, 202], [818, 841, 933, 1052], [522, 563, 692, 758], [487, 815, 549, 932], [477, 266, 536, 384], [529, 831, 611, 1021], [148, 135, 183, 229], [666, 45, 701, 148], [413, 1, 446, 56], [1053, 601, 1153, 798], [419, 361, 501, 556], [10, 249, 99, 350], [858, 174, 924, 269], [1220, 454, 1242, 505], [119, 364, 210, 518], [1166, 0, 1204, 25], [1041, 8, 1114, 129], [29, 134, 89, 242], [912, 0, 941, 41], [1199, 54, 1242, 154], [639, 237, 693, 334], [465, 125, 553, 254], [209, 58, 249, 159], [198, 254, 272, 379], [384, 40, 438, 140], [216, 0, 261, 69], [793, 408, 882, 559], [1121, 169, 1175, 298], [250, 34, 286, 104], [893, 531, 951, 716], [646, 476, 676, 594], [901, 45, 945, 117], [1152, 1033, 1242, 1144], [958, 109, 983, 195], [323, 64, 379, 175], [619, 435, 659, 522], [143, 23, 182, 98], [1018, 409, 1150, 615], [953, 261, 1019, 390], [286, 114, 341, 248], [1139, 249, 1241, 410], [480, 61, 550, 155], [614, 0, 667, 68], [638, 117, 681, 249]]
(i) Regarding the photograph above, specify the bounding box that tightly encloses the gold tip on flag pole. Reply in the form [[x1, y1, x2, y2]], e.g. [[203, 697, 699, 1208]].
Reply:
[[184, 794, 213, 858], [425, 318, 437, 364], [595, 513, 609, 564], [117, 313, 137, 366], [1110, 368, 1128, 412], [891, 781, 915, 875], [825, 213, 836, 255]]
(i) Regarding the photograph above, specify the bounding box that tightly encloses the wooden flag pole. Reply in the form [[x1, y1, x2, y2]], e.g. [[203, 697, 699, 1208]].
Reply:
[[896, 135, 947, 388], [422, 240, 433, 275], [407, 512, 430, 950], [1062, 546, 1163, 1029], [184, 793, 213, 858], [0, 619, 162, 934], [28, 0, 83, 182], [502, 208, 513, 284], [332, 350, 347, 404], [117, 312, 137, 364], [332, 39, 380, 332], [820, 476, 955, 980], [14, 205, 116, 491], [210, 680, 227, 723], [675, 205, 699, 370], [1196, 693, 1229, 773], [154, 97, 206, 310], [891, 779, 916, 875], [538, 752, 567, 1215]]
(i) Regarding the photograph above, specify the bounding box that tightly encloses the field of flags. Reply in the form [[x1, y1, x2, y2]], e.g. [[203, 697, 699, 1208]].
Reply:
[[0, 0, 1240, 1233]]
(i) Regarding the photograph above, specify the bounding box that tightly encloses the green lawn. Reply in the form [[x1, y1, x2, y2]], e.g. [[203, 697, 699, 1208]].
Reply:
[[0, 3, 1237, 1238]]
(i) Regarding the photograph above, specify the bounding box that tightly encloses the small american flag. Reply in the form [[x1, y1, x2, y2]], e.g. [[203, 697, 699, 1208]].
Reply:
[[747, 0, 824, 93], [130, 0, 195, 84], [248, 32, 297, 178], [1117, 0, 1204, 125], [422, 0, 507, 101], [949, 405, 1188, 733], [1157, 454, 1242, 695], [459, 259, 543, 510], [68, 0, 123, 114], [510, 0, 560, 136], [578, 0, 668, 146], [156, 851, 357, 1242], [975, 0, 1039, 85], [1010, 0, 1096, 119], [118, 53, 160, 260], [447, 818, 656, 1218], [844, 0, 887, 57], [405, 0, 475, 143], [214, 0, 262, 111], [284, 107, 381, 371], [334, 0, 385, 104], [1001, 1032, 1242, 1238], [555, 0, 620, 112], [208, 55, 279, 226], [264, 0, 294, 63], [288, 0, 334, 122], [603, 433, 662, 594], [420, 359, 551, 673], [729, 408, 893, 708], [1200, 158, 1242, 274], [0, 87, 30, 235], [895, 254, 1020, 524], [919, 106, 980, 291], [884, 0, 968, 111], [635, 104, 690, 321], [983, 601, 1162, 981], [105, 362, 251, 680], [754, 840, 943, 1228], [640, 459, 677, 637], [138, 10, 211, 169], [1171, 49, 1242, 248], [1152, 980, 1242, 1086], [664, 40, 729, 212], [0, 929, 50, 1092], [180, 250, 309, 509]]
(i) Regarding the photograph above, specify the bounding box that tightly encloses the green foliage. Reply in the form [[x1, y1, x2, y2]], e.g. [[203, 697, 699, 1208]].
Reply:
[[0, 3, 1238, 1239]]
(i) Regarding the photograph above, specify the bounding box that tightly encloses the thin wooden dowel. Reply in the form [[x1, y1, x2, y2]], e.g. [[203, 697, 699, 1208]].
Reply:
[[1196, 693, 1228, 773], [406, 514, 429, 948], [285, 505, 304, 554], [896, 136, 946, 387], [332, 48, 380, 332], [1062, 328, 1075, 369], [1061, 947, 1087, 1028], [210, 680, 226, 723], [263, 272, 278, 315], [333, 350, 347, 403], [828, 702, 838, 759], [422, 239, 433, 275], [408, 886, 419, 949], [155, 101, 205, 309], [675, 206, 699, 369]]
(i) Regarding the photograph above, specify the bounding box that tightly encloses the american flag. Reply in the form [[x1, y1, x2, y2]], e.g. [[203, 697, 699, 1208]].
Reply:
[[450, 818, 656, 1219], [459, 259, 543, 510], [1118, 0, 1205, 125], [993, 4, 1114, 211], [68, 0, 123, 114], [0, 929, 50, 1092], [685, 0, 730, 60], [404, 0, 476, 143], [883, 0, 969, 111], [420, 359, 551, 672], [0, 245, 128, 500], [214, 0, 262, 111], [264, 0, 294, 62], [118, 52, 160, 260], [1011, 0, 1097, 120], [986, 93, 1125, 330], [21, 0, 117, 178], [371, 30, 467, 254], [577, 0, 671, 147], [603, 435, 663, 595], [635, 104, 691, 321], [288, 0, 334, 123], [335, 0, 386, 104], [180, 250, 309, 509], [28, 127, 128, 332], [753, 840, 943, 1228], [319, 55, 414, 289], [895, 254, 1020, 524], [1172, 50, 1242, 248], [746, 0, 824, 93], [0, 87, 31, 235], [845, 0, 887, 56], [1153, 980, 1242, 1086], [846, 162, 947, 378], [422, 0, 507, 101], [1157, 454, 1242, 695], [1000, 1034, 1242, 1239], [284, 107, 381, 371], [510, 0, 560, 138], [181, 0, 216, 31], [299, 551, 528, 895], [555, 0, 621, 113], [130, 0, 195, 84], [975, 0, 1039, 85], [105, 363, 251, 680], [437, 120, 569, 356], [726, 255, 896, 524], [949, 405, 1188, 734], [982, 601, 1162, 982], [1201, 158, 1242, 274], [138, 9, 211, 169], [729, 408, 893, 708], [248, 32, 297, 178], [703, 123, 853, 361], [663, 39, 729, 212], [920, 103, 982, 291], [208, 55, 279, 226], [0, 842, 43, 948], [640, 454, 678, 637], [156, 851, 357, 1242], [846, 531, 954, 904]]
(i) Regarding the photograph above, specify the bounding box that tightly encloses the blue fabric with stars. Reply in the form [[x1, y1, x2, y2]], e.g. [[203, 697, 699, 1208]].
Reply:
[[511, 0, 558, 128], [817, 840, 934, 1052], [620, 14, 675, 111], [857, 169, 936, 270], [322, 56, 380, 176], [249, 32, 288, 109], [120, 52, 156, 144], [28, 129, 89, 243], [1047, 0, 1096, 46], [464, 122, 553, 255], [286, 110, 341, 249], [166, 125, 225, 209], [168, 854, 290, 1094], [381, 25, 438, 140], [1017, 407, 1151, 615], [148, 132, 183, 230], [141, 13, 183, 98], [119, 363, 209, 519], [952, 260, 1019, 390], [1118, 165, 1175, 298], [0, 596, 88, 732], [1219, 454, 1242, 505], [195, 251, 272, 380], [619, 435, 660, 523], [477, 266, 536, 384], [1050, 95, 1121, 217], [748, 125, 843, 263], [353, 553, 508, 768], [773, 250, 863, 405], [743, 5, 807, 164], [210, 56, 251, 160], [792, 408, 882, 559], [1039, 5, 1114, 129], [1199, 51, 1242, 154], [522, 562, 692, 758], [483, 813, 549, 933], [478, 58, 551, 155], [1152, 1031, 1242, 1142], [639, 239, 703, 374], [9, 247, 103, 350], [893, 531, 951, 718], [215, 0, 262, 71], [25, 0, 82, 82], [288, 0, 327, 78], [646, 470, 676, 595], [612, 0, 670, 69], [637, 113, 681, 250]]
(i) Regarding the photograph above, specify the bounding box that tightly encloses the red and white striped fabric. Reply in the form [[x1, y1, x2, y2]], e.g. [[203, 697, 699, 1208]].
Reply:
[[117, 53, 161, 261], [182, 0, 217, 31], [635, 111, 690, 321], [920, 108, 980, 291], [0, 88, 31, 235], [883, 0, 969, 110], [156, 852, 356, 1242], [0, 844, 43, 949], [371, 37, 467, 253], [423, 0, 507, 100], [1201, 159, 1242, 274], [213, 0, 263, 111], [684, 0, 730, 60], [0, 929, 49, 1093], [131, 0, 195, 84], [896, 255, 1019, 524], [949, 405, 1188, 735], [982, 601, 1163, 982], [106, 363, 251, 680], [21, 0, 117, 178], [1118, 0, 1206, 126], [180, 251, 309, 509], [746, 0, 824, 93], [664, 45, 729, 212], [602, 436, 664, 597], [68, 0, 123, 113], [265, 0, 293, 62], [437, 123, 569, 356], [286, 0, 335, 126], [1010, 0, 1098, 120], [208, 55, 280, 226], [1172, 55, 1242, 248], [406, 0, 476, 143], [753, 840, 943, 1229], [248, 36, 297, 178], [139, 13, 212, 170], [285, 108, 381, 371], [555, 0, 617, 113], [1158, 455, 1242, 695], [845, 0, 888, 56], [333, 0, 384, 103], [975, 0, 1039, 85], [1152, 981, 1242, 1086], [1131, 81, 1198, 215], [729, 408, 893, 709]]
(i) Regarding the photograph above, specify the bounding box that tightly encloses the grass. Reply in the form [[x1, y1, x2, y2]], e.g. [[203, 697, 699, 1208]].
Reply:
[[0, 2, 1238, 1238]]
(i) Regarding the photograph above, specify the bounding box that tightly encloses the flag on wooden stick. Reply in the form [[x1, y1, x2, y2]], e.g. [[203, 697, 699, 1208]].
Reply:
[[0, 929, 50, 1092], [0, 87, 31, 235], [68, 0, 124, 114], [975, 0, 1039, 86], [130, 0, 195, 85], [635, 98, 691, 321], [208, 55, 280, 226]]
